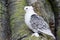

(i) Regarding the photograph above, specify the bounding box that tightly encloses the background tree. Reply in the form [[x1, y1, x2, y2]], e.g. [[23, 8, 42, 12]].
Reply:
[[0, 0, 11, 40], [48, 0, 60, 40], [0, 0, 60, 40]]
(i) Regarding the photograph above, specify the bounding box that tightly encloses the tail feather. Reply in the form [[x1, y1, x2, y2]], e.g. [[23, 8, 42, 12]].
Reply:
[[40, 30, 55, 39], [50, 33, 55, 39]]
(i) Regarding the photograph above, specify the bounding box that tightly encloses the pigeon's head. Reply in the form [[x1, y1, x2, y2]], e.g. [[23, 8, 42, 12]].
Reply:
[[24, 6, 33, 11]]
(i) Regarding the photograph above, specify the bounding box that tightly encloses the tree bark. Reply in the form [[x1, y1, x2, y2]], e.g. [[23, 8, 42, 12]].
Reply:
[[9, 0, 30, 40], [1, 0, 11, 40], [0, 0, 58, 40], [48, 0, 60, 40], [0, 0, 3, 40]]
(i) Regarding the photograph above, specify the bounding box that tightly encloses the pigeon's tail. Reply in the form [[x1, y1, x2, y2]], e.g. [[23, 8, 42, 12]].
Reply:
[[41, 30, 55, 39], [52, 35, 55, 39], [47, 30, 55, 39], [46, 31, 55, 39], [50, 33, 55, 39]]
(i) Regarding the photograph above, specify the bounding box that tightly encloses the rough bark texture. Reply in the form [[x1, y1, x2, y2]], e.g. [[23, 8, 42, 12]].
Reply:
[[0, 0, 2, 40], [9, 0, 30, 40], [48, 0, 60, 40], [54, 0, 60, 40], [0, 0, 59, 40], [9, 0, 54, 40], [0, 0, 7, 40], [1, 0, 12, 40]]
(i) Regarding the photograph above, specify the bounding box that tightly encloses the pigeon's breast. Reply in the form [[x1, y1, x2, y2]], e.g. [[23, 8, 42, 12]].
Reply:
[[25, 13, 32, 26]]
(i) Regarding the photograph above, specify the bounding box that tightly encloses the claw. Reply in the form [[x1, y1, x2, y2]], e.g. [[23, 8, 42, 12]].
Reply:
[[31, 33, 39, 37]]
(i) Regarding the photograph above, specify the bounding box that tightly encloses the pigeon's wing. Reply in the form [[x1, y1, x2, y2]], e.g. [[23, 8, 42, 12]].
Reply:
[[30, 14, 55, 39], [30, 14, 52, 35]]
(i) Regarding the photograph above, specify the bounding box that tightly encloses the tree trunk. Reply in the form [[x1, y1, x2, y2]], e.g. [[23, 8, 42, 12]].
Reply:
[[48, 0, 60, 40], [9, 0, 30, 40], [1, 0, 11, 40], [9, 0, 54, 40], [0, 0, 3, 40], [0, 0, 59, 40]]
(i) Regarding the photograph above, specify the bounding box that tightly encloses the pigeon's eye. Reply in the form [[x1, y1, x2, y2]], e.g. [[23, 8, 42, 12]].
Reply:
[[26, 8, 28, 9]]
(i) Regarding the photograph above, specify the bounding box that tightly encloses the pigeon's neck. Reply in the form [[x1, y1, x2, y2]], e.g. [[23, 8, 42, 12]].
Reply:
[[26, 9, 35, 13], [25, 9, 36, 17]]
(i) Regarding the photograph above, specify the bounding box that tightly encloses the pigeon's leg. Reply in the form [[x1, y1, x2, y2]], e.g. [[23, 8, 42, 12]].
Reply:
[[31, 33, 39, 37]]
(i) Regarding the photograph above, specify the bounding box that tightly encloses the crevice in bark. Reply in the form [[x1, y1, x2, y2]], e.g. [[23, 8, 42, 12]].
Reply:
[[1, 0, 12, 40], [48, 0, 59, 40]]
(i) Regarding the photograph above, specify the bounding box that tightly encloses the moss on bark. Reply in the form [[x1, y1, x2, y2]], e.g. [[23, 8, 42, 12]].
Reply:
[[9, 0, 55, 40]]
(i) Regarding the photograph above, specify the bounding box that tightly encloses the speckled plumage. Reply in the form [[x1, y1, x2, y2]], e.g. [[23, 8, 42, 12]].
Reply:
[[24, 6, 55, 39]]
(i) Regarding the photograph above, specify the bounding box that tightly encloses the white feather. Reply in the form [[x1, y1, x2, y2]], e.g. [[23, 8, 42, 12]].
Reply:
[[24, 6, 55, 39], [32, 33, 39, 37]]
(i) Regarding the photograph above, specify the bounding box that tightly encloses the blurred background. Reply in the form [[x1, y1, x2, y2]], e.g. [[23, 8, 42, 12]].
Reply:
[[0, 0, 60, 40]]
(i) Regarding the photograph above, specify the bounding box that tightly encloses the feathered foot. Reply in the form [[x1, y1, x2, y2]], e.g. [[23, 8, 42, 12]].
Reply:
[[31, 33, 39, 37]]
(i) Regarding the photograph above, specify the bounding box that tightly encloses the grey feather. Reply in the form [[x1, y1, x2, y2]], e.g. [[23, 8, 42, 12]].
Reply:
[[24, 6, 55, 39], [30, 14, 50, 33]]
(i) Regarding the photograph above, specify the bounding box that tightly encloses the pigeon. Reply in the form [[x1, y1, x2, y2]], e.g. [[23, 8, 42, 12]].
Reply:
[[24, 6, 55, 39]]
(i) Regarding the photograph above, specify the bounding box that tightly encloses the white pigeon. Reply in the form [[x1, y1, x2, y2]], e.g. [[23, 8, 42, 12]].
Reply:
[[24, 6, 55, 39]]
